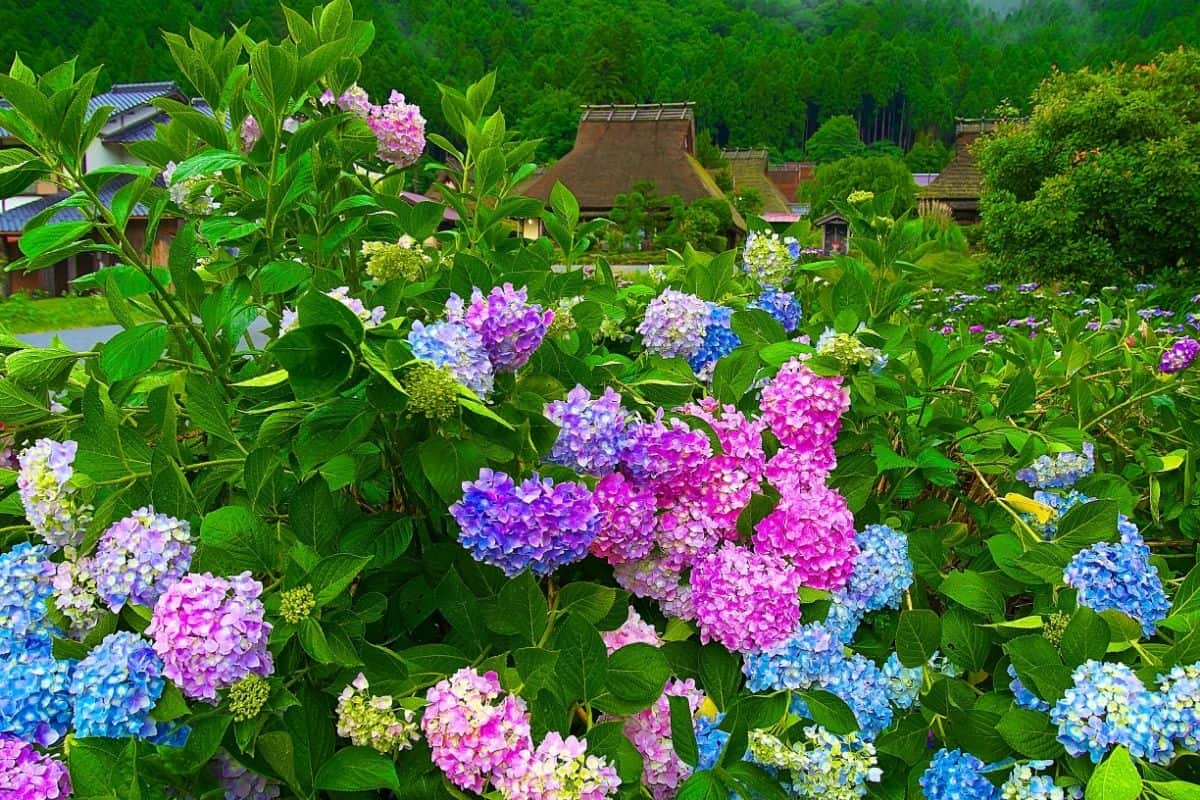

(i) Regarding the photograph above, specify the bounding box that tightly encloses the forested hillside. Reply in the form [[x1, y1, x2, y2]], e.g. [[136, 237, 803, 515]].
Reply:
[[1, 0, 1195, 159]]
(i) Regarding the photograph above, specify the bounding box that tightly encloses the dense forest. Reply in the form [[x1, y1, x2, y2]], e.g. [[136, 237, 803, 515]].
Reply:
[[1, 0, 1196, 160]]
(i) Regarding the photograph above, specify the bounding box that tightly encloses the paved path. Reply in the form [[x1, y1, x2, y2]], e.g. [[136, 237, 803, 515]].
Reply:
[[16, 318, 270, 351]]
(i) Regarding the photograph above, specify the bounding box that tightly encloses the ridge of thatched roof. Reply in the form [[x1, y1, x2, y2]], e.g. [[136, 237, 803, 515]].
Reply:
[[721, 149, 793, 215], [919, 118, 1001, 202]]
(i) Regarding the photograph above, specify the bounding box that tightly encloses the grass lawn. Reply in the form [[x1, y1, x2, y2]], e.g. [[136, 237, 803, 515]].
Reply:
[[0, 294, 155, 334]]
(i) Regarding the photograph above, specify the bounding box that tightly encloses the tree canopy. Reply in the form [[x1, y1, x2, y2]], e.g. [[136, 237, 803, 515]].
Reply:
[[805, 155, 919, 218]]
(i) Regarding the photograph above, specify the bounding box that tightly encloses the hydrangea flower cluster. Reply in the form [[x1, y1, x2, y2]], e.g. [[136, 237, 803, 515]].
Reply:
[[1008, 665, 1050, 712], [1159, 663, 1200, 751], [162, 161, 216, 215], [1050, 660, 1172, 764], [743, 620, 846, 693], [0, 634, 72, 747], [1159, 336, 1200, 373], [449, 284, 553, 372], [52, 555, 103, 636], [408, 320, 495, 397], [279, 286, 386, 337], [752, 727, 882, 800], [882, 653, 922, 710], [545, 386, 629, 475], [278, 584, 315, 623], [1015, 443, 1094, 489], [999, 761, 1082, 800], [147, 571, 274, 702], [601, 607, 662, 654], [322, 84, 425, 166], [498, 732, 621, 800], [70, 631, 164, 739], [611, 557, 694, 621], [213, 750, 281, 800], [450, 469, 599, 577], [741, 229, 799, 286], [421, 668, 533, 794], [336, 673, 419, 754], [637, 289, 710, 359], [362, 236, 430, 282], [749, 287, 801, 332], [228, 674, 270, 722], [752, 484, 857, 591], [0, 736, 70, 799], [832, 523, 913, 616], [402, 362, 461, 421], [919, 748, 998, 800], [688, 304, 741, 378], [17, 438, 91, 548], [799, 653, 895, 740], [816, 329, 887, 374], [620, 678, 703, 800], [694, 713, 729, 771], [92, 506, 192, 611], [1063, 533, 1168, 636], [0, 543, 56, 652], [589, 472, 658, 565], [690, 544, 803, 652], [616, 415, 713, 494], [759, 360, 849, 464]]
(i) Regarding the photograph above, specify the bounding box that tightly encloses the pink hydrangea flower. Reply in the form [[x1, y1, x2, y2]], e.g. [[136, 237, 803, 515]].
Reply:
[[368, 90, 426, 167], [589, 472, 658, 565], [613, 557, 695, 621], [753, 484, 858, 592], [147, 572, 273, 703], [764, 446, 835, 496], [421, 668, 533, 793], [602, 607, 662, 654], [496, 732, 620, 800], [690, 543, 802, 653], [653, 492, 725, 570], [759, 359, 849, 454], [622, 679, 704, 800]]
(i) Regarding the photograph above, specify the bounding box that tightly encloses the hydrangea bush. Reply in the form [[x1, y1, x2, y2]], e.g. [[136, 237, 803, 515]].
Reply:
[[0, 4, 1197, 798]]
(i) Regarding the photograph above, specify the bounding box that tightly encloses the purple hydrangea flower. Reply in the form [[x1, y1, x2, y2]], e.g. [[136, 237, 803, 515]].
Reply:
[[452, 284, 552, 372], [617, 415, 712, 495], [589, 472, 658, 565], [93, 507, 192, 612], [690, 543, 802, 653], [368, 91, 426, 167], [1160, 337, 1200, 373], [147, 571, 273, 703], [450, 469, 600, 577], [408, 320, 495, 397], [71, 631, 164, 739], [0, 735, 70, 798], [637, 289, 709, 359], [545, 386, 628, 475], [214, 750, 280, 800]]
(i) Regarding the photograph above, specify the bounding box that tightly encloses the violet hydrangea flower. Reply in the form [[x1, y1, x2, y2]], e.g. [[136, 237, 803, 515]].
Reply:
[[545, 386, 628, 475], [612, 556, 695, 621], [213, 750, 280, 800], [421, 668, 533, 794], [368, 91, 426, 167], [93, 506, 192, 612], [690, 543, 803, 653], [497, 732, 620, 800], [617, 415, 712, 495], [636, 289, 709, 360], [450, 469, 599, 577], [408, 320, 495, 398], [0, 735, 70, 799], [589, 472, 658, 565], [16, 438, 92, 548], [621, 678, 704, 800], [1160, 337, 1200, 373], [147, 571, 273, 703], [451, 284, 553, 372], [759, 359, 850, 455]]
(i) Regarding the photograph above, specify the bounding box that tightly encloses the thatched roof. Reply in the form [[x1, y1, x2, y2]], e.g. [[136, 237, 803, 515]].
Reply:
[[521, 103, 741, 227], [721, 149, 794, 216], [919, 119, 999, 203]]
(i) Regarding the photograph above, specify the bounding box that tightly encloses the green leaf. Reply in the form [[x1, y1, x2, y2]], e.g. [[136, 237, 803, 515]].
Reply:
[[419, 435, 486, 504], [1085, 746, 1141, 800], [19, 220, 91, 258], [99, 322, 166, 381], [677, 771, 729, 800], [722, 762, 790, 800], [997, 708, 1065, 760], [196, 505, 282, 576], [668, 694, 700, 767], [184, 372, 239, 445], [553, 613, 608, 703], [488, 570, 549, 644], [4, 346, 77, 387], [1056, 498, 1119, 550], [586, 722, 644, 784], [514, 647, 559, 697], [606, 644, 670, 710], [939, 570, 1006, 618], [1171, 563, 1200, 618], [304, 553, 373, 607], [557, 582, 617, 624], [169, 149, 249, 182], [1007, 634, 1073, 704], [298, 617, 335, 663], [698, 644, 742, 711], [0, 148, 48, 199], [896, 609, 942, 667], [1146, 781, 1200, 800], [314, 746, 400, 791], [797, 689, 858, 735], [256, 260, 310, 295], [0, 378, 50, 423], [997, 369, 1035, 416], [272, 327, 353, 399], [290, 478, 339, 553], [1059, 607, 1110, 668]]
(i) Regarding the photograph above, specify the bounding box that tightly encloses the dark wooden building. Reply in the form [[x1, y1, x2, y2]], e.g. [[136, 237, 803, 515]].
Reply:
[[917, 118, 996, 225]]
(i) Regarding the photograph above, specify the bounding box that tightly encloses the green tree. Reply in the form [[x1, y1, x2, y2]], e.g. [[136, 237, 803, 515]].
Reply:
[[976, 47, 1200, 282], [805, 154, 918, 217], [905, 137, 952, 172], [805, 115, 865, 164]]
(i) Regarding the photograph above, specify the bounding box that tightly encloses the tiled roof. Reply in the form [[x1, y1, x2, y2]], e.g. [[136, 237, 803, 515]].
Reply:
[[0, 175, 147, 235]]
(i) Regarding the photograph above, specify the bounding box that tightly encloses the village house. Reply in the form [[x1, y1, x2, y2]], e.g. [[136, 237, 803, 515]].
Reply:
[[0, 81, 188, 295], [720, 148, 806, 224], [918, 118, 996, 225], [519, 102, 743, 241]]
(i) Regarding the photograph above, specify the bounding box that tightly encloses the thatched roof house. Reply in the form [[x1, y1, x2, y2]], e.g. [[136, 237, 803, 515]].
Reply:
[[520, 103, 742, 236], [721, 149, 802, 223], [918, 118, 996, 225]]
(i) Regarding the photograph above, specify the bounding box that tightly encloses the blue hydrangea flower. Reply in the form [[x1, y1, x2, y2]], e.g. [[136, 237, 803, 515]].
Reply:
[[71, 631, 164, 739], [1015, 444, 1094, 489], [789, 653, 894, 741], [919, 748, 998, 800], [0, 543, 57, 655], [1063, 534, 1168, 637], [449, 468, 599, 577], [743, 621, 845, 693], [1029, 490, 1139, 541], [832, 523, 912, 615], [1051, 660, 1172, 764], [544, 386, 628, 476], [407, 320, 495, 398], [1000, 761, 1083, 800], [694, 713, 729, 771], [1008, 665, 1050, 712], [688, 304, 740, 377], [0, 634, 72, 746], [749, 288, 801, 333], [1158, 663, 1200, 752], [824, 602, 864, 644], [882, 653, 922, 710]]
